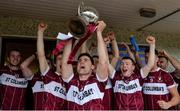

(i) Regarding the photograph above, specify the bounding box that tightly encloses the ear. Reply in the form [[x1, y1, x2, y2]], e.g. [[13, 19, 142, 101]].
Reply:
[[91, 64, 95, 70], [155, 56, 159, 64], [132, 64, 135, 70]]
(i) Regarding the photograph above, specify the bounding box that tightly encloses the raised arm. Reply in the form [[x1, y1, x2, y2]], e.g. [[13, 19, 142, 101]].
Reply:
[[37, 22, 49, 74], [108, 32, 120, 68], [134, 51, 145, 68], [96, 21, 108, 80], [121, 42, 135, 61], [20, 54, 36, 78], [80, 40, 90, 54], [141, 36, 155, 78], [161, 50, 180, 73], [61, 39, 73, 81]]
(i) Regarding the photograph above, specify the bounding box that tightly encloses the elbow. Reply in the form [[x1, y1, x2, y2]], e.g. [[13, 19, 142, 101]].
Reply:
[[20, 64, 26, 70]]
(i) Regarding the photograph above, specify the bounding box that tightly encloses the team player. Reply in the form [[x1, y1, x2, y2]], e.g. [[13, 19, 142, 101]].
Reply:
[[102, 31, 120, 109], [143, 48, 180, 110], [0, 49, 32, 110], [20, 53, 45, 110], [37, 22, 66, 110], [61, 21, 109, 110], [108, 36, 156, 110], [158, 50, 180, 93]]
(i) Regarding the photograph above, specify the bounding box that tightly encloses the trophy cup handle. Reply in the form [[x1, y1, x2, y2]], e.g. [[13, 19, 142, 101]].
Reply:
[[78, 1, 84, 16]]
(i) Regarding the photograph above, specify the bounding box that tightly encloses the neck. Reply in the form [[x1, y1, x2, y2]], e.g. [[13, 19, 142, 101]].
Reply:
[[79, 73, 91, 81], [8, 64, 19, 71]]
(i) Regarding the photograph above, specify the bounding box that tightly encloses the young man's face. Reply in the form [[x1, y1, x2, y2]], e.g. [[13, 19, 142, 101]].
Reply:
[[157, 57, 168, 70], [120, 59, 135, 77], [8, 51, 21, 66], [77, 56, 94, 75]]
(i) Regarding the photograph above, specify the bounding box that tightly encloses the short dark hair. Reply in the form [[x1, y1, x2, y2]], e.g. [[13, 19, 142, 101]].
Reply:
[[144, 47, 158, 55], [78, 53, 94, 65], [92, 55, 99, 59], [121, 56, 135, 65], [8, 49, 21, 57]]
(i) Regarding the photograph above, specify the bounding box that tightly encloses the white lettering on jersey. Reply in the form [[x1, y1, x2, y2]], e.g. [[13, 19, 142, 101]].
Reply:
[[67, 83, 104, 105], [0, 73, 28, 88], [143, 83, 169, 95], [32, 81, 44, 93], [44, 81, 66, 99], [114, 79, 142, 94]]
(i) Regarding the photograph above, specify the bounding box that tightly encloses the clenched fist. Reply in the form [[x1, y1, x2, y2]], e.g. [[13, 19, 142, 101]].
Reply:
[[146, 36, 155, 44]]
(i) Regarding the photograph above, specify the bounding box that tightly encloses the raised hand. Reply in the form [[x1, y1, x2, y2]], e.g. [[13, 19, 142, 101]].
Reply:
[[96, 21, 106, 32], [38, 22, 47, 32], [121, 42, 129, 48], [146, 36, 155, 44]]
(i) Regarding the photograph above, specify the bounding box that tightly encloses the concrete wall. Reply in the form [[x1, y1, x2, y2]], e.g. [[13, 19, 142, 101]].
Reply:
[[0, 15, 180, 60]]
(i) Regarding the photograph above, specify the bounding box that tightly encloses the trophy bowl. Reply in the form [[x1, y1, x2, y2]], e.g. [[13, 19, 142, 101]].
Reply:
[[67, 5, 99, 39]]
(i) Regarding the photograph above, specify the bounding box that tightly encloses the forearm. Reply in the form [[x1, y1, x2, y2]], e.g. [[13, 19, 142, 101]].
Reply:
[[20, 54, 35, 78], [167, 55, 180, 73], [97, 31, 108, 65], [62, 40, 72, 64], [135, 51, 144, 68], [141, 43, 155, 77], [126, 46, 135, 61], [97, 31, 108, 79], [62, 39, 73, 80], [80, 40, 89, 54], [37, 31, 45, 57], [147, 44, 155, 68], [111, 39, 119, 59], [37, 31, 48, 73], [167, 96, 180, 108], [21, 54, 36, 68]]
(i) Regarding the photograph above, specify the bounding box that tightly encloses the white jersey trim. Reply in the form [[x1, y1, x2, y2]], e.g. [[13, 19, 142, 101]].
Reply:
[[66, 83, 104, 105], [32, 81, 44, 93], [62, 73, 74, 83], [167, 83, 176, 89], [96, 73, 108, 82], [41, 66, 50, 76], [0, 73, 28, 88], [113, 78, 142, 94], [44, 81, 66, 99], [143, 83, 169, 95], [109, 69, 116, 79], [27, 74, 34, 80]]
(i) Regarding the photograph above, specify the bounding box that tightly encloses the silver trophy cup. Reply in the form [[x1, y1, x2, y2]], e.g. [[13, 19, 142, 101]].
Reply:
[[67, 3, 99, 39]]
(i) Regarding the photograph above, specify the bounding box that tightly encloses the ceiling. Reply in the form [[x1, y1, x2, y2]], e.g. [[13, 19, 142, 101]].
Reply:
[[0, 0, 180, 34]]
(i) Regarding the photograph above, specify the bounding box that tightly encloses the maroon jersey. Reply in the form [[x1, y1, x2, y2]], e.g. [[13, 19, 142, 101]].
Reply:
[[110, 69, 144, 110], [143, 68, 176, 110], [64, 73, 107, 110], [29, 72, 45, 110], [0, 66, 28, 110], [42, 67, 66, 110], [102, 78, 113, 110]]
